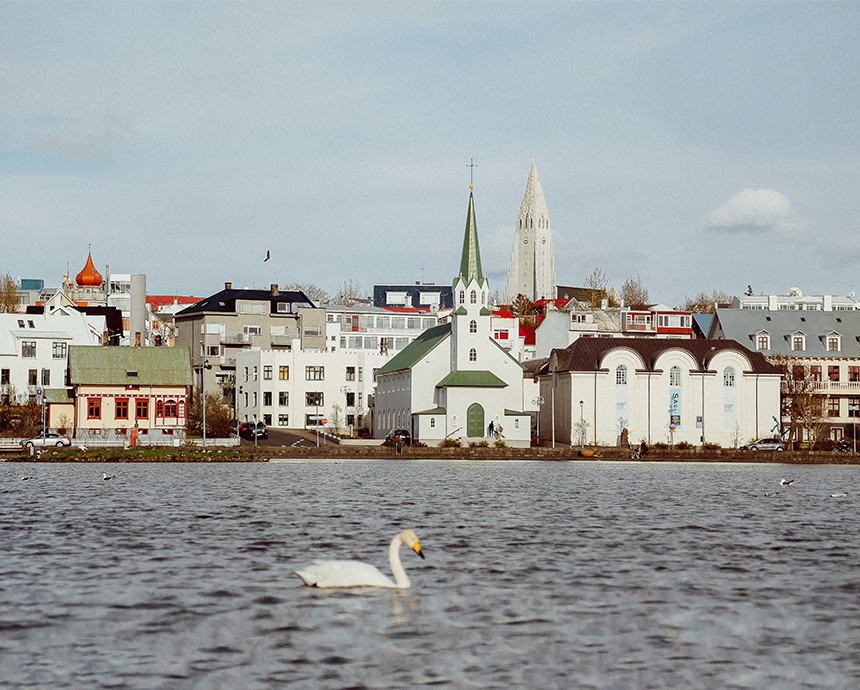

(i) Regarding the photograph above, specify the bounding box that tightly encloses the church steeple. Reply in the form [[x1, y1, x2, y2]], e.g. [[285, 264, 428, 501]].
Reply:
[[458, 192, 484, 284]]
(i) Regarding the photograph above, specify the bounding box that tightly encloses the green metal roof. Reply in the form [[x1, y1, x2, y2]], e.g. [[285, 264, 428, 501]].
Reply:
[[43, 388, 74, 403], [458, 193, 484, 283], [415, 406, 446, 415], [69, 346, 193, 386], [436, 370, 508, 388], [376, 323, 451, 375], [504, 409, 526, 416]]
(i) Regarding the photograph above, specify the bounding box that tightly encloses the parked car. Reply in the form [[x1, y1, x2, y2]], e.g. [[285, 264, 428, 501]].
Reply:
[[21, 433, 72, 448], [740, 438, 786, 452], [239, 421, 268, 440], [386, 429, 412, 445]]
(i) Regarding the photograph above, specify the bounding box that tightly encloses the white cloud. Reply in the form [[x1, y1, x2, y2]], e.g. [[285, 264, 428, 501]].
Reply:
[[702, 188, 801, 236]]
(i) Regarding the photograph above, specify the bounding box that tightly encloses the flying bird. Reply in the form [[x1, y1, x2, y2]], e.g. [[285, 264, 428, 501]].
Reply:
[[264, 250, 271, 262]]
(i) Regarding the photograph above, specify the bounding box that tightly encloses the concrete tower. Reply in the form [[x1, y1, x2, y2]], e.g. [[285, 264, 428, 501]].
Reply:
[[503, 160, 557, 305]]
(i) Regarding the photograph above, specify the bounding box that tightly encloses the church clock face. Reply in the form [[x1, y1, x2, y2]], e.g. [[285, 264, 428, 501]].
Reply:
[[523, 238, 529, 244], [542, 237, 546, 244]]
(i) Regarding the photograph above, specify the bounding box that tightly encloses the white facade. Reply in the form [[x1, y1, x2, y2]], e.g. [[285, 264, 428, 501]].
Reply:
[[732, 287, 859, 312], [325, 306, 439, 355], [0, 307, 105, 401], [504, 160, 557, 304], [539, 340, 781, 448]]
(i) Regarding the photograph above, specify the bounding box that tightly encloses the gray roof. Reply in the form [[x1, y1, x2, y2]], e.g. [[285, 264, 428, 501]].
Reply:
[[711, 309, 860, 358]]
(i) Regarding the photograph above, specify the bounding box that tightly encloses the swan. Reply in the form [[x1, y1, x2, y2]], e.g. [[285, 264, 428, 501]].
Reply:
[[294, 530, 424, 589]]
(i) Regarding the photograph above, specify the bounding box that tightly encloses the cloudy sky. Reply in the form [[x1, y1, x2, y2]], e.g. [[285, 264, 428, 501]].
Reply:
[[2, 2, 859, 306]]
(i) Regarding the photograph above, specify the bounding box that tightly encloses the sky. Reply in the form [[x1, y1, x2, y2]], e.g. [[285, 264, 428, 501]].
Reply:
[[2, 2, 859, 308]]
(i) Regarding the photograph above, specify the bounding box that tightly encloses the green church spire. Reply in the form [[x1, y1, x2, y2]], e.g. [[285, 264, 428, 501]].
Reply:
[[459, 192, 484, 283]]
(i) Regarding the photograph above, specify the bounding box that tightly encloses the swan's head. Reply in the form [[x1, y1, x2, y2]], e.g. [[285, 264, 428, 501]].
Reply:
[[399, 529, 425, 559]]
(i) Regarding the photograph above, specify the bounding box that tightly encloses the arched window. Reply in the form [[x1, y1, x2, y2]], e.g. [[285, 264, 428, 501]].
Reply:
[[469, 348, 477, 362], [724, 367, 735, 387], [616, 365, 627, 385], [669, 366, 681, 387], [165, 400, 178, 417], [430, 418, 435, 429], [156, 400, 164, 417], [470, 290, 477, 304], [469, 319, 477, 334], [459, 290, 465, 304]]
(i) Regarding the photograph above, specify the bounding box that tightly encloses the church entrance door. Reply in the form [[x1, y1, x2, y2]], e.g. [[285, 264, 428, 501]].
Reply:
[[467, 403, 484, 438]]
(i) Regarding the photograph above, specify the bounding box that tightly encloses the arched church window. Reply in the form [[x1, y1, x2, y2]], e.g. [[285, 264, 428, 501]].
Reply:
[[616, 365, 627, 385], [469, 320, 477, 334], [670, 366, 681, 387], [469, 348, 477, 362], [459, 290, 465, 304], [470, 290, 476, 304], [724, 367, 735, 387]]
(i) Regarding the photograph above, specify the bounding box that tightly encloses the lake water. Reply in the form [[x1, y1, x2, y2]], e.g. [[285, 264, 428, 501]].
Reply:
[[2, 459, 859, 689]]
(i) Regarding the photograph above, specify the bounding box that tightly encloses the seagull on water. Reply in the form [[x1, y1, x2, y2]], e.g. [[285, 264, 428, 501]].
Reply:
[[830, 492, 848, 498], [780, 479, 795, 486], [765, 492, 780, 498], [21, 476, 34, 481], [102, 472, 117, 481]]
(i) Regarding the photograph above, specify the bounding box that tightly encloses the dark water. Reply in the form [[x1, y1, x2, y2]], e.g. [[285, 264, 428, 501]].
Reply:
[[2, 460, 859, 689]]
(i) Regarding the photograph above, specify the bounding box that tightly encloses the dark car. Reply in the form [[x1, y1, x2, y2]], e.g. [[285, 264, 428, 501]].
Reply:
[[386, 429, 412, 445], [239, 421, 268, 441], [740, 438, 786, 451]]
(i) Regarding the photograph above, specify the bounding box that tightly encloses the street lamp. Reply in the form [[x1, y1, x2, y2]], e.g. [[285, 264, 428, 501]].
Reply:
[[532, 395, 545, 442], [341, 385, 352, 437], [580, 400, 584, 448], [200, 359, 211, 447], [701, 346, 715, 444]]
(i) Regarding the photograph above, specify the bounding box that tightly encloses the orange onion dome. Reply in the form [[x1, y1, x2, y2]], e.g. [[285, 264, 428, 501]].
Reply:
[[75, 252, 103, 287]]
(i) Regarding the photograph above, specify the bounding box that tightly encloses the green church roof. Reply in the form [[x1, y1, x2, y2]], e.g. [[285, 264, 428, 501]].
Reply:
[[458, 192, 484, 283], [436, 370, 508, 388], [376, 323, 451, 375]]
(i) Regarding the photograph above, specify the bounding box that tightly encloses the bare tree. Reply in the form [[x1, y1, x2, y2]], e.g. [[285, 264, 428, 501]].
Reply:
[[0, 273, 19, 313], [281, 282, 330, 305], [680, 289, 732, 313], [768, 354, 826, 449], [488, 287, 504, 308], [621, 274, 650, 310], [331, 279, 365, 306], [584, 267, 608, 310]]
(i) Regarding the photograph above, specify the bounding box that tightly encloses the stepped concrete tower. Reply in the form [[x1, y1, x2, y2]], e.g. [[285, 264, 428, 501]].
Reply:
[[503, 160, 557, 305]]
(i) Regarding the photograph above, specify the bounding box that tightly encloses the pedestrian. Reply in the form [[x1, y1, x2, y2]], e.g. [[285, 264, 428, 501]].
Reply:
[[639, 439, 648, 457], [488, 420, 494, 437], [498, 424, 504, 439]]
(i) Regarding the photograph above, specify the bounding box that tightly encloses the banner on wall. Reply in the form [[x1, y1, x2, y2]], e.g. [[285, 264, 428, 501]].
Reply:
[[669, 388, 681, 426]]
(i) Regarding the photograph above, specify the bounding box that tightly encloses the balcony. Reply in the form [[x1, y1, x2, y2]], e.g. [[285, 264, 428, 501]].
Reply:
[[270, 335, 293, 347], [812, 381, 860, 392], [222, 333, 253, 345]]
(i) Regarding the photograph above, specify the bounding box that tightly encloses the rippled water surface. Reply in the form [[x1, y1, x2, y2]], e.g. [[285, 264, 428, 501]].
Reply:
[[2, 460, 859, 689]]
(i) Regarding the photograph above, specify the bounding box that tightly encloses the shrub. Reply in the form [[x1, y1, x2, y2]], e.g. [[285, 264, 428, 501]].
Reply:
[[676, 441, 694, 450], [439, 438, 461, 448], [702, 442, 721, 450], [494, 440, 508, 448], [476, 440, 490, 448], [653, 442, 669, 449]]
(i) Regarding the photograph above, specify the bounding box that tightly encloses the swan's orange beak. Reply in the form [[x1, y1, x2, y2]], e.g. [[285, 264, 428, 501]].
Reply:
[[413, 541, 425, 559]]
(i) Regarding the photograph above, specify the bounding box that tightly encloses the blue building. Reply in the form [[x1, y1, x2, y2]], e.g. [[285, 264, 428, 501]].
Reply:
[[373, 283, 453, 311]]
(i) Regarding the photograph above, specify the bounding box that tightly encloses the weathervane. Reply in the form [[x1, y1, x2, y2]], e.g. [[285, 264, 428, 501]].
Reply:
[[466, 158, 477, 189]]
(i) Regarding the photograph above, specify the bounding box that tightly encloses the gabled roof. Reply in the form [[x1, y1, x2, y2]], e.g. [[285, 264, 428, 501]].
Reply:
[[69, 346, 193, 386], [436, 370, 508, 388], [375, 323, 451, 374]]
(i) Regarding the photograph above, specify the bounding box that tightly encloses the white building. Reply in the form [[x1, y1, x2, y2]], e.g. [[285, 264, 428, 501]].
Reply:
[[0, 306, 105, 402], [375, 187, 530, 447], [324, 306, 439, 355], [538, 338, 781, 448], [504, 160, 557, 305], [731, 287, 859, 312]]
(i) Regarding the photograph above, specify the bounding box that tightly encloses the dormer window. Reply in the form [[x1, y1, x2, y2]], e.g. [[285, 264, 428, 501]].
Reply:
[[790, 332, 806, 352], [755, 331, 770, 351], [826, 332, 842, 352]]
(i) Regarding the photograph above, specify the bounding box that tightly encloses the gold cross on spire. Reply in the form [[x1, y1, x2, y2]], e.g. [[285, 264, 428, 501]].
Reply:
[[466, 158, 477, 189]]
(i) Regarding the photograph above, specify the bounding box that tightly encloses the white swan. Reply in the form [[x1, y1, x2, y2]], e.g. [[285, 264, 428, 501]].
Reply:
[[294, 530, 424, 589]]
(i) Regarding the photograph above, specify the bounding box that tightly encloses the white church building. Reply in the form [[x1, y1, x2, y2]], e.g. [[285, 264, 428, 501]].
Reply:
[[504, 160, 557, 305], [373, 187, 530, 447]]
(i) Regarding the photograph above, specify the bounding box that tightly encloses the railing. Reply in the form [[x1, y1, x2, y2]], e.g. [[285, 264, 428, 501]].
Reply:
[[812, 381, 860, 391], [270, 335, 293, 346], [222, 334, 253, 344]]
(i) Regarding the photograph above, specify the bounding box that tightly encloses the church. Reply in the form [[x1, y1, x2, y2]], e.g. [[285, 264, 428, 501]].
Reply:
[[373, 184, 530, 447], [504, 160, 557, 305]]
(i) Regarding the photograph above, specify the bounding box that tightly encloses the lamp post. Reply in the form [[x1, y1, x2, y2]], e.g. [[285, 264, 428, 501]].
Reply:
[[200, 359, 211, 447], [580, 399, 584, 449], [341, 385, 352, 437], [532, 395, 545, 443], [701, 346, 715, 445]]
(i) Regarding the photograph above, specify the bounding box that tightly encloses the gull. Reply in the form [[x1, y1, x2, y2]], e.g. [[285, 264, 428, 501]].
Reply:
[[264, 250, 271, 262], [102, 472, 117, 481], [780, 479, 794, 486], [830, 492, 848, 498], [79, 445, 88, 451], [765, 492, 780, 498], [21, 476, 34, 481]]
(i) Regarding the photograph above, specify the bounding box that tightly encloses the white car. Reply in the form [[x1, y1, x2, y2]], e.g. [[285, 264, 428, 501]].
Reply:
[[21, 433, 72, 448]]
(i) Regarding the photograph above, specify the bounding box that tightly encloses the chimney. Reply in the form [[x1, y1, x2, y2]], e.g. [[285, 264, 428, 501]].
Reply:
[[102, 331, 109, 346], [271, 284, 279, 297], [225, 282, 232, 290], [135, 332, 141, 348]]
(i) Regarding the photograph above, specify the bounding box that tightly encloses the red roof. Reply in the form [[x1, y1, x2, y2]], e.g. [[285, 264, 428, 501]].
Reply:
[[379, 306, 432, 313], [520, 325, 536, 345], [533, 298, 572, 309], [147, 295, 203, 308], [492, 309, 514, 318]]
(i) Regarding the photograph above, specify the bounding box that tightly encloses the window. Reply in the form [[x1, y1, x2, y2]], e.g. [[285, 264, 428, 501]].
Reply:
[[346, 366, 356, 381], [359, 367, 363, 382], [22, 341, 36, 358], [828, 397, 840, 417], [469, 348, 477, 362], [459, 290, 465, 304], [849, 398, 860, 418], [243, 367, 249, 382], [279, 366, 289, 380], [52, 342, 67, 358], [811, 365, 822, 382], [262, 365, 272, 380], [87, 398, 101, 419], [278, 414, 289, 426], [828, 366, 840, 382], [263, 414, 272, 426], [724, 367, 735, 387], [115, 399, 129, 419], [430, 418, 435, 429], [206, 345, 220, 356], [850, 367, 860, 383], [279, 392, 289, 406], [791, 334, 805, 351], [253, 366, 258, 381], [156, 400, 163, 417], [346, 392, 355, 407], [1, 369, 8, 385], [494, 330, 509, 340], [616, 365, 627, 385], [756, 334, 770, 350], [28, 370, 37, 386], [41, 369, 50, 386], [470, 290, 477, 304], [164, 400, 178, 417], [136, 399, 149, 420], [263, 391, 272, 406], [306, 366, 324, 381], [306, 392, 323, 407], [470, 320, 477, 334], [243, 324, 263, 335], [669, 366, 681, 387], [828, 336, 841, 352], [793, 365, 804, 381]]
